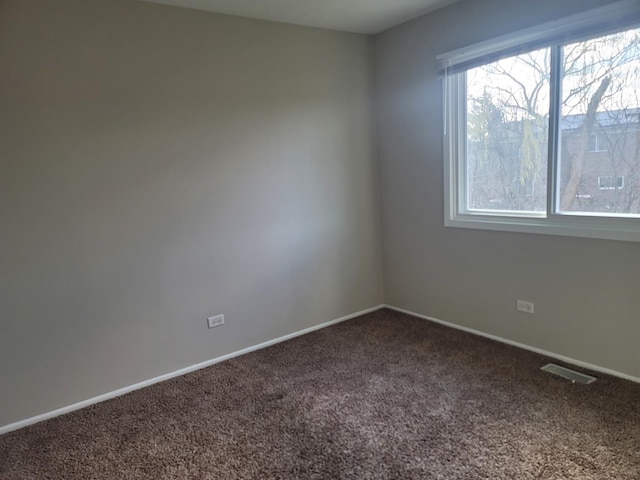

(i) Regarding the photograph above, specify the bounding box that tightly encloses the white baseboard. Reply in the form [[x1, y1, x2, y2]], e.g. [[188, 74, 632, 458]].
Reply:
[[0, 305, 385, 436], [385, 304, 640, 385], [5, 303, 635, 436]]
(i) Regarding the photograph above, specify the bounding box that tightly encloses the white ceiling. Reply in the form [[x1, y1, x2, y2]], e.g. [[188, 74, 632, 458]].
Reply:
[[139, 0, 460, 34]]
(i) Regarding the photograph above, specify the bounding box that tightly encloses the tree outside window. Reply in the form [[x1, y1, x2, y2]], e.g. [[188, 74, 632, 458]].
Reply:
[[465, 26, 640, 216]]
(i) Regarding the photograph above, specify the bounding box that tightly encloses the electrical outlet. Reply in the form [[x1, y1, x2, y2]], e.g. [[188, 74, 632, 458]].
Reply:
[[516, 300, 534, 314], [207, 314, 224, 329]]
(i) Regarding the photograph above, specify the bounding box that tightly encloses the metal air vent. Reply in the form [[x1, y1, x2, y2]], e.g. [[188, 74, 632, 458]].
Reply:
[[541, 363, 597, 384]]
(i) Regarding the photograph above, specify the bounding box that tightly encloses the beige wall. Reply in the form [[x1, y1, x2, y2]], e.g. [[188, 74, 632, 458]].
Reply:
[[3, 0, 639, 430], [0, 0, 383, 427], [376, 0, 640, 380]]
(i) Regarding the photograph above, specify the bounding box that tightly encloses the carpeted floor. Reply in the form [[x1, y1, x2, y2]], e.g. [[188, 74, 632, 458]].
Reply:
[[1, 308, 639, 479]]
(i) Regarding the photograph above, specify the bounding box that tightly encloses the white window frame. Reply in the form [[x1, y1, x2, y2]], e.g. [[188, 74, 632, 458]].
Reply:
[[440, 1, 640, 243]]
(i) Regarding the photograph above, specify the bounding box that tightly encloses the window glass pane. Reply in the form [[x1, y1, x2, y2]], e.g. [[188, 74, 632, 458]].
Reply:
[[466, 48, 550, 213], [558, 27, 640, 216]]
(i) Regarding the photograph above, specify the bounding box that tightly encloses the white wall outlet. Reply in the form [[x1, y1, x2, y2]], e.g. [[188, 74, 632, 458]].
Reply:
[[516, 300, 534, 314], [207, 314, 224, 329]]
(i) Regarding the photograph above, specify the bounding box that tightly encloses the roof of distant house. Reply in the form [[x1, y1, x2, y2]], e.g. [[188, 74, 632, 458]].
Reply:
[[562, 108, 640, 131]]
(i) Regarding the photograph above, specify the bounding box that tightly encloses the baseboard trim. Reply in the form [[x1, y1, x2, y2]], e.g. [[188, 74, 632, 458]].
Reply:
[[0, 304, 385, 436], [384, 304, 640, 385]]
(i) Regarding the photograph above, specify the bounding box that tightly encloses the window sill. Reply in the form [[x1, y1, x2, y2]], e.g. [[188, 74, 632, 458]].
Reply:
[[445, 213, 640, 243]]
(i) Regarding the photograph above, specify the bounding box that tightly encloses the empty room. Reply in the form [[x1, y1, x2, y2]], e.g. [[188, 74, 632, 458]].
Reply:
[[1, 0, 639, 478]]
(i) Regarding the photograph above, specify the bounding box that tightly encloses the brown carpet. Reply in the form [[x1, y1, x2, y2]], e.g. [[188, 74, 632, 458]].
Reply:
[[1, 308, 639, 479]]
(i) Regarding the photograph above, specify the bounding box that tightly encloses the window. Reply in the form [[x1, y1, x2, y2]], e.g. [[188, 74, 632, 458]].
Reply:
[[440, 1, 640, 242], [598, 176, 624, 190], [588, 134, 609, 153]]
